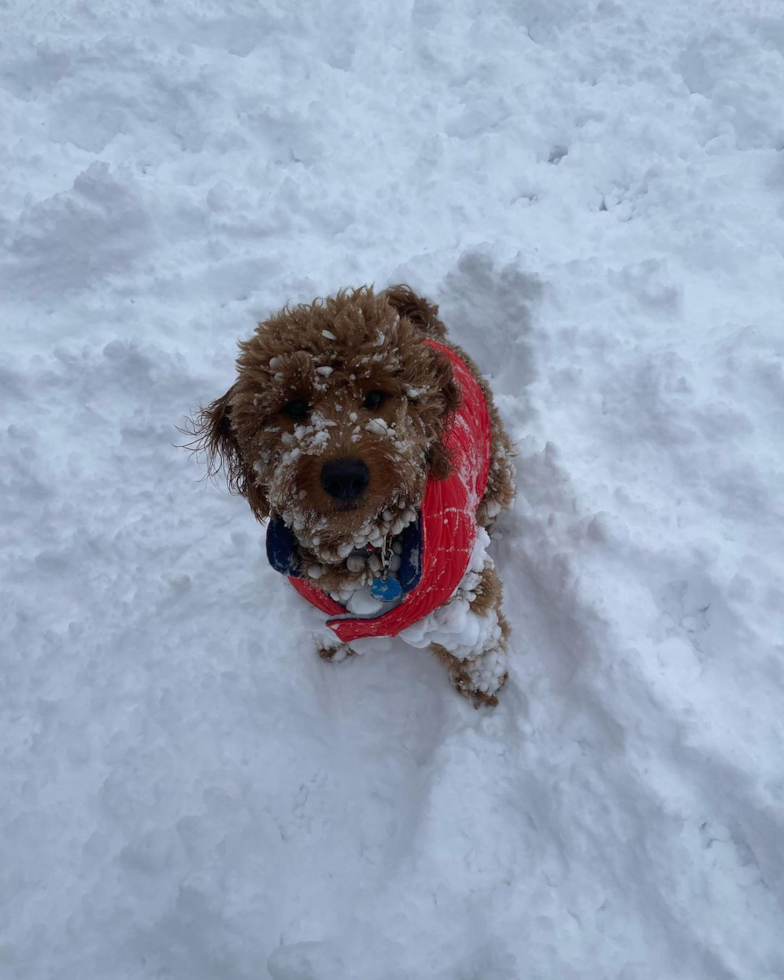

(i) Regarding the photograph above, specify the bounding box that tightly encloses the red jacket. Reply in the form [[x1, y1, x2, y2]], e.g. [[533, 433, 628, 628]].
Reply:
[[268, 340, 491, 642]]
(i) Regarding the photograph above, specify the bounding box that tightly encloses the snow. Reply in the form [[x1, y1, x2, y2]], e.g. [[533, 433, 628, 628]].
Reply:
[[2, 0, 784, 977], [344, 586, 386, 617]]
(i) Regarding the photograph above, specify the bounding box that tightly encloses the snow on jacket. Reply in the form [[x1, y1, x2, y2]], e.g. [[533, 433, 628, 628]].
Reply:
[[266, 340, 491, 643]]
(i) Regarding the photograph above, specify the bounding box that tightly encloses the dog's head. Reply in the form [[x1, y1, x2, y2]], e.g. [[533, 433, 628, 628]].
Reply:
[[194, 286, 460, 562]]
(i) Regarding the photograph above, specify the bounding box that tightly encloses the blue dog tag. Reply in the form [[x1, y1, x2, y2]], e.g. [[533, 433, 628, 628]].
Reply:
[[370, 577, 403, 601]]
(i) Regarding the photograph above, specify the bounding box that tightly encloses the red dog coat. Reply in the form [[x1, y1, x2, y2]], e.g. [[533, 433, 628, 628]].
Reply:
[[266, 340, 491, 643]]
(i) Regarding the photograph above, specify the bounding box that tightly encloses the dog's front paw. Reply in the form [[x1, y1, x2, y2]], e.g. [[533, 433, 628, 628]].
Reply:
[[448, 646, 509, 708], [450, 667, 508, 707], [317, 640, 358, 663]]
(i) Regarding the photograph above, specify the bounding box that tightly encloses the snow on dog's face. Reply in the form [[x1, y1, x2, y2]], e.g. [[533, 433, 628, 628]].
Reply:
[[195, 286, 459, 563]]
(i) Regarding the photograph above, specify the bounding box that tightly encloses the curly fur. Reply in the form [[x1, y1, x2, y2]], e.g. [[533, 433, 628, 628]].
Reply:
[[189, 285, 515, 704]]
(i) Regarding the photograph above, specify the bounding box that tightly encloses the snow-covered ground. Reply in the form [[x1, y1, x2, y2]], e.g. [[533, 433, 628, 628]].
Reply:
[[2, 0, 784, 976]]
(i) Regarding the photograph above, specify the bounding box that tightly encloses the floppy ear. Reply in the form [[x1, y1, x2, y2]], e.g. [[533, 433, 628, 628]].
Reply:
[[382, 284, 448, 341], [186, 387, 270, 519], [193, 388, 242, 488], [425, 346, 461, 481]]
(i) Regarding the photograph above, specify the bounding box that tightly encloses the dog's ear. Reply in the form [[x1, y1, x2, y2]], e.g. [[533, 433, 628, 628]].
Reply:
[[185, 387, 270, 520], [382, 284, 447, 341], [192, 387, 241, 484], [425, 346, 461, 481]]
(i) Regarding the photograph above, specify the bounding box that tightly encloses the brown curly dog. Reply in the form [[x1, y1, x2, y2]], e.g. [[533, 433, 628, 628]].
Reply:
[[190, 285, 515, 705]]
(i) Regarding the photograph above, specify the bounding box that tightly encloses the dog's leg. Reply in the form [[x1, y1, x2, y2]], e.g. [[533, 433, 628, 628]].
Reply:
[[429, 563, 510, 707], [316, 639, 358, 663]]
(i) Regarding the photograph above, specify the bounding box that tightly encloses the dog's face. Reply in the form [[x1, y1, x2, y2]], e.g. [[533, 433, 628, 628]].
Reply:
[[197, 287, 459, 562]]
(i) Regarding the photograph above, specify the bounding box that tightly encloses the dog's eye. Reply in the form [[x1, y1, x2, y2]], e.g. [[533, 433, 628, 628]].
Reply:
[[364, 390, 387, 410], [283, 400, 310, 420]]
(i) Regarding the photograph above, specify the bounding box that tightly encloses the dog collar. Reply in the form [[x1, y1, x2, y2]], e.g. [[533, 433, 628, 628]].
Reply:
[[266, 513, 424, 598]]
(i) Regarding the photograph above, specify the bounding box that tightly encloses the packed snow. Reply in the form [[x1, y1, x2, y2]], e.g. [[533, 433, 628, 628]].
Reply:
[[2, 0, 784, 978]]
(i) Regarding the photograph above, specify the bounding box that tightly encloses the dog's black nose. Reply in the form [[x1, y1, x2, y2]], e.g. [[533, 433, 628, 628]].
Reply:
[[320, 458, 370, 503]]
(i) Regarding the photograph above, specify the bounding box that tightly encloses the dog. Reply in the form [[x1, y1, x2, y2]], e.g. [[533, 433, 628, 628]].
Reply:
[[192, 285, 515, 705]]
